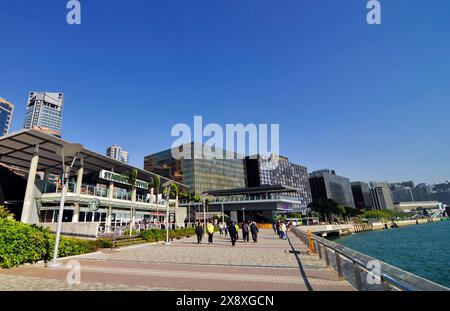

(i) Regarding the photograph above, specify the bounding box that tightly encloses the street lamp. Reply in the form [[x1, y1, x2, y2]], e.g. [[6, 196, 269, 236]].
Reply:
[[47, 143, 83, 268]]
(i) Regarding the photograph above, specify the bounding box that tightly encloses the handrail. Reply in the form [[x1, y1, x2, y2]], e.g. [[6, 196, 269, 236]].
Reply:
[[291, 226, 449, 291]]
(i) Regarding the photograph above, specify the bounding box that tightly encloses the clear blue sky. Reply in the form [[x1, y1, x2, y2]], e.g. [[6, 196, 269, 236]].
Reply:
[[1, 0, 449, 184]]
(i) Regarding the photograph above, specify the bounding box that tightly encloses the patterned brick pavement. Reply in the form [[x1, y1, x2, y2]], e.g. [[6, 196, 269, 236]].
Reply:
[[0, 229, 354, 291]]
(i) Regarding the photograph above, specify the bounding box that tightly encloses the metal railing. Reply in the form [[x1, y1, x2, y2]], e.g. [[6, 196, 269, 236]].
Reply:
[[290, 226, 449, 291]]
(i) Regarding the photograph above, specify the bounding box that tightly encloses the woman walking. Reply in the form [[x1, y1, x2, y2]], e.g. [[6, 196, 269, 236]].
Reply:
[[280, 221, 288, 240], [195, 222, 204, 244], [207, 221, 215, 244], [235, 223, 240, 240]]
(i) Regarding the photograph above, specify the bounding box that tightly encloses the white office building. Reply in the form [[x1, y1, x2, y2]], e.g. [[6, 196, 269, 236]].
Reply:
[[23, 92, 64, 137], [106, 145, 129, 164]]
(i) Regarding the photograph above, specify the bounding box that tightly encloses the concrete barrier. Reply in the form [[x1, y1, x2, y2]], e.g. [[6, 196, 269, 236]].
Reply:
[[38, 222, 99, 239]]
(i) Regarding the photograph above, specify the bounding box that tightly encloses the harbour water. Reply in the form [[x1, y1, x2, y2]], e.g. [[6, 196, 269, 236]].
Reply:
[[333, 220, 450, 288]]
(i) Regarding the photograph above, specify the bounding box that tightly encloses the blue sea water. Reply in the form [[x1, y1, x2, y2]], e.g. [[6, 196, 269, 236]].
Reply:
[[333, 220, 450, 288]]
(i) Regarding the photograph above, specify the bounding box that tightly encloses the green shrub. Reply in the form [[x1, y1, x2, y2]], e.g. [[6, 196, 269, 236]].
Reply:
[[96, 238, 113, 249], [0, 218, 48, 268], [140, 227, 196, 242], [0, 217, 105, 269]]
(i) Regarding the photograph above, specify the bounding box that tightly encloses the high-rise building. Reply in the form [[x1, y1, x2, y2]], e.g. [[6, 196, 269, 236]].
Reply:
[[430, 190, 450, 206], [106, 145, 129, 164], [23, 92, 64, 137], [429, 181, 450, 205], [370, 182, 395, 210], [412, 183, 432, 201], [245, 155, 312, 208], [433, 181, 450, 192], [351, 182, 374, 210], [390, 185, 414, 203], [309, 169, 356, 208], [0, 98, 14, 136], [144, 142, 246, 195]]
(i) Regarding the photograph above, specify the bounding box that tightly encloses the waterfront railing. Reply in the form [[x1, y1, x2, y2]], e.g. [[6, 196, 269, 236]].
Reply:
[[291, 226, 449, 291]]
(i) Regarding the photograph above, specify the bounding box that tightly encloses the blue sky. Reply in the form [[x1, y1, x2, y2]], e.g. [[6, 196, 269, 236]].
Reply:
[[1, 0, 449, 184]]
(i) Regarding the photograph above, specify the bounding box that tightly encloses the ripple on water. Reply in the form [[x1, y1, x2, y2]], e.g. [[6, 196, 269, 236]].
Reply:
[[333, 221, 450, 288]]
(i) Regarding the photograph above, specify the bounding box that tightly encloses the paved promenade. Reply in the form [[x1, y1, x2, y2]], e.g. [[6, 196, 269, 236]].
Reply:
[[0, 229, 354, 291]]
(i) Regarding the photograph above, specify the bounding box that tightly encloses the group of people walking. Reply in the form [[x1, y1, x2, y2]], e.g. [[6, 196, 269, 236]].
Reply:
[[273, 220, 289, 240], [195, 220, 259, 247]]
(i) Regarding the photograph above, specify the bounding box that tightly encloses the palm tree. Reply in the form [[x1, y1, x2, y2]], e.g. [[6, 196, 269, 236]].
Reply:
[[128, 169, 138, 236], [153, 175, 161, 203], [170, 183, 179, 199]]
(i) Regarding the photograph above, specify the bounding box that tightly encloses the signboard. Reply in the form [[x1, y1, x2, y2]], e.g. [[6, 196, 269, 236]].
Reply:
[[99, 170, 148, 190], [88, 199, 100, 212]]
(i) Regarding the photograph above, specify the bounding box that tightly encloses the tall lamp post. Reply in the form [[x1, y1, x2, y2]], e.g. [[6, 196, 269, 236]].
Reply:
[[47, 143, 83, 268]]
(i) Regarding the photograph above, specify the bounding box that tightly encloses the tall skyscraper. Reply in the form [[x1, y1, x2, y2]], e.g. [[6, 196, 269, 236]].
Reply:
[[309, 169, 356, 208], [106, 145, 129, 164], [390, 184, 414, 203], [412, 183, 432, 201], [0, 98, 14, 136], [245, 154, 312, 208], [370, 182, 395, 210], [351, 181, 374, 210], [23, 92, 64, 137]]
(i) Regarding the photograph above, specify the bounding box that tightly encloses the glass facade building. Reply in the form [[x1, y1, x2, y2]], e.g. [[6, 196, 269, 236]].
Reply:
[[309, 169, 356, 208], [351, 181, 374, 210], [369, 182, 395, 210], [144, 142, 246, 195], [0, 98, 13, 136], [245, 155, 312, 208], [23, 92, 64, 137]]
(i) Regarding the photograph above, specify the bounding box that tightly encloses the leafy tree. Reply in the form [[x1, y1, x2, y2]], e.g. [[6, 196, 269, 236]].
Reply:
[[363, 209, 407, 221], [309, 199, 343, 223], [343, 206, 361, 218]]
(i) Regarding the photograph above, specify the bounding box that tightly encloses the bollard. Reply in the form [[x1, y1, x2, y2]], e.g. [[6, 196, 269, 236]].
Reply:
[[306, 230, 316, 255]]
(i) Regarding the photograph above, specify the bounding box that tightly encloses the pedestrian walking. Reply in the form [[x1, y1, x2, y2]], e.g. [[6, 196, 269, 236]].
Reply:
[[228, 222, 237, 246], [250, 221, 259, 243], [242, 222, 250, 242], [219, 222, 224, 235], [276, 221, 281, 239], [207, 221, 215, 244], [235, 223, 240, 240], [195, 222, 204, 244], [272, 221, 277, 234], [280, 221, 288, 240]]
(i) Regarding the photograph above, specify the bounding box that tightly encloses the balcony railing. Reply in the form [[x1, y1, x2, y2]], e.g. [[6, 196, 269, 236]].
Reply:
[[41, 181, 156, 204]]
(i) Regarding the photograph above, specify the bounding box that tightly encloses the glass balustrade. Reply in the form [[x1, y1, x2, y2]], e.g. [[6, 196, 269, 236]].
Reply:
[[41, 181, 163, 205]]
